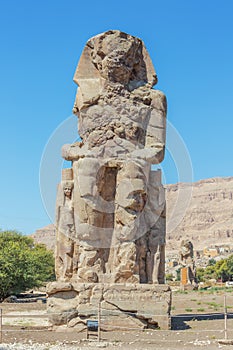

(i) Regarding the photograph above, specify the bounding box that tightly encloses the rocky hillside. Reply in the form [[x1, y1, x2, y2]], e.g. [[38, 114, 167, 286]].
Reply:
[[30, 224, 55, 252], [166, 177, 233, 252], [31, 177, 233, 254]]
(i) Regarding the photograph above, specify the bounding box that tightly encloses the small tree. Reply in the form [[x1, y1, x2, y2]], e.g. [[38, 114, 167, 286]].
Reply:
[[0, 230, 55, 300], [196, 267, 205, 282], [204, 264, 216, 280], [208, 258, 216, 266], [196, 255, 233, 283], [224, 255, 233, 281], [214, 256, 233, 282]]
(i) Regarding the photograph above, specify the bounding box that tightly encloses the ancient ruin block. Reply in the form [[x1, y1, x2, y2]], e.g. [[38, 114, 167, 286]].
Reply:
[[47, 282, 171, 330]]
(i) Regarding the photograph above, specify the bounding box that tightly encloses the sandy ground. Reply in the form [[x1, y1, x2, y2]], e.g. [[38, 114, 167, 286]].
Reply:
[[1, 288, 233, 349]]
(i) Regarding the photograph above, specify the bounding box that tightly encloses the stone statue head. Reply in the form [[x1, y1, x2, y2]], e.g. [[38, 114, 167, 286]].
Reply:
[[91, 31, 143, 84], [180, 240, 194, 259], [73, 30, 158, 112], [62, 181, 74, 199]]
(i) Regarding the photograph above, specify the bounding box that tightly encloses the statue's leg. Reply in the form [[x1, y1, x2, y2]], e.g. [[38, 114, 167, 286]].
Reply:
[[147, 219, 166, 284], [136, 235, 148, 283], [157, 244, 165, 284], [73, 158, 115, 282], [111, 160, 149, 282], [56, 232, 74, 281]]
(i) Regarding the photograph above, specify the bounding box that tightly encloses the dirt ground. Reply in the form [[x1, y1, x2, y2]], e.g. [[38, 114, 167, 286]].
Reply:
[[1, 288, 233, 349]]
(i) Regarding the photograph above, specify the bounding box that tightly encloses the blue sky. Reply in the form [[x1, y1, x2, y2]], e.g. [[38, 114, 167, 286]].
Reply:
[[0, 0, 233, 234]]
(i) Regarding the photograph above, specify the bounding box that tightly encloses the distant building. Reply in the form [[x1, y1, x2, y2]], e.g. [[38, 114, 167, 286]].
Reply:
[[203, 247, 219, 258], [218, 245, 231, 254]]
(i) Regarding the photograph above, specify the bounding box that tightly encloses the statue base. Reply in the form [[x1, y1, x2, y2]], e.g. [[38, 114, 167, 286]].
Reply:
[[47, 282, 171, 331]]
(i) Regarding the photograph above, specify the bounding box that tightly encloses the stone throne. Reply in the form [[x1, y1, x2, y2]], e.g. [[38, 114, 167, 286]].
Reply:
[[47, 30, 171, 330]]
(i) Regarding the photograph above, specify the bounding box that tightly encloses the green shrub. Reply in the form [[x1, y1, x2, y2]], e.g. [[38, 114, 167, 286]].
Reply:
[[0, 230, 55, 300]]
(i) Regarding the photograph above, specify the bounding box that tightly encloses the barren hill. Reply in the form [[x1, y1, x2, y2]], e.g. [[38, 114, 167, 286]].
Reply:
[[166, 177, 233, 252], [30, 224, 55, 252], [31, 177, 233, 254]]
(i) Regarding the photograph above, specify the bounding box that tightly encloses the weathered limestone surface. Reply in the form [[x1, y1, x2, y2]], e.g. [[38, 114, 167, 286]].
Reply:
[[166, 177, 233, 252], [49, 30, 170, 329], [47, 282, 171, 330]]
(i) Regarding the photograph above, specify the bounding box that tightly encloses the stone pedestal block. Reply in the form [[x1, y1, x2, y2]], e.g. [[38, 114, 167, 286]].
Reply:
[[47, 282, 171, 330]]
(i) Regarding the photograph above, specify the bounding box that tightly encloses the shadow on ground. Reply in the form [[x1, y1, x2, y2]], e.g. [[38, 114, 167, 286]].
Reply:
[[171, 312, 233, 330]]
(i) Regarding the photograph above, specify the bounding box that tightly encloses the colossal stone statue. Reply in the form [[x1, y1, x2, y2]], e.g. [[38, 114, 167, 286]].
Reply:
[[179, 239, 198, 287], [48, 30, 171, 330], [60, 30, 166, 284]]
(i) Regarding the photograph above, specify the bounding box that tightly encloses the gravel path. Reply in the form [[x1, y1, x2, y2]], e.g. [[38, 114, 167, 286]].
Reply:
[[0, 339, 232, 350], [0, 342, 113, 350]]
